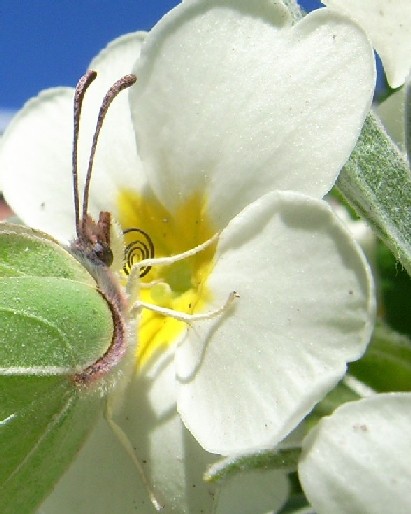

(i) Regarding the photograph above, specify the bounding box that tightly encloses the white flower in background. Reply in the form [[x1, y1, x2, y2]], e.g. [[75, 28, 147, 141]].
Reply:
[[299, 393, 411, 514], [376, 70, 411, 160], [323, 0, 411, 89], [376, 86, 407, 151], [0, 0, 376, 512], [329, 199, 376, 269]]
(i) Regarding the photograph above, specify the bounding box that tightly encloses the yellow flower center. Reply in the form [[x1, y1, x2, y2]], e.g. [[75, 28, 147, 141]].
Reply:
[[117, 190, 216, 368]]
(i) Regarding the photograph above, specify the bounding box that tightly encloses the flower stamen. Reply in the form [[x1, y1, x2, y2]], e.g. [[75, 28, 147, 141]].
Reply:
[[118, 191, 221, 366], [132, 291, 239, 324]]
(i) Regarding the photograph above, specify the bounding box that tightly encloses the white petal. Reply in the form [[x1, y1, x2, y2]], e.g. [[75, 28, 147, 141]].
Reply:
[[329, 200, 376, 267], [130, 0, 375, 226], [0, 33, 145, 242], [324, 0, 411, 88], [41, 351, 218, 513], [175, 191, 375, 454], [0, 89, 76, 241], [299, 393, 411, 514], [0, 109, 15, 135], [116, 352, 218, 512], [216, 470, 289, 514], [79, 33, 148, 219], [39, 416, 150, 514], [89, 32, 147, 86]]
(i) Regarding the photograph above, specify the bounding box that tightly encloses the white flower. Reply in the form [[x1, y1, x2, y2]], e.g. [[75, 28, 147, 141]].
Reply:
[[0, 109, 15, 135], [329, 199, 376, 269], [299, 393, 411, 514], [0, 1, 376, 512], [376, 85, 407, 152], [323, 0, 411, 88]]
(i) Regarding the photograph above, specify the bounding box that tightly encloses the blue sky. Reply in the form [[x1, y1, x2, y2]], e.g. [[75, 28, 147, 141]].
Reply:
[[1, 1, 322, 114], [0, 1, 180, 110]]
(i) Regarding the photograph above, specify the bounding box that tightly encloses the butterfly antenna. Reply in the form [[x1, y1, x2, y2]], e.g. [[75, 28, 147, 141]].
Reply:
[[73, 70, 98, 239], [81, 74, 137, 234]]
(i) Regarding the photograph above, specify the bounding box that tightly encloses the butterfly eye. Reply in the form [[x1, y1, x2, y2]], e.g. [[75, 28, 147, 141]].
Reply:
[[123, 228, 154, 278], [93, 242, 113, 267]]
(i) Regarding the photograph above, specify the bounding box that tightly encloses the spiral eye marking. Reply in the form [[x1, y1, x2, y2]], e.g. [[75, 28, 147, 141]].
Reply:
[[123, 228, 155, 278]]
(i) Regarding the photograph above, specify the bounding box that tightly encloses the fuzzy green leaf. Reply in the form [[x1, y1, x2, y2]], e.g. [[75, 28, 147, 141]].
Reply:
[[337, 112, 411, 275], [205, 448, 300, 483]]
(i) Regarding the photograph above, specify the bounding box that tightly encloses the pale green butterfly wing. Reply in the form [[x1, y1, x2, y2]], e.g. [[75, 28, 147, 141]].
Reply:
[[0, 224, 116, 513], [0, 376, 103, 514], [0, 276, 114, 370], [0, 223, 94, 281]]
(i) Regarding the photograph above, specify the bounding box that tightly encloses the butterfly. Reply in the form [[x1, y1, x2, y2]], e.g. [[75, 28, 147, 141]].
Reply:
[[0, 70, 137, 513]]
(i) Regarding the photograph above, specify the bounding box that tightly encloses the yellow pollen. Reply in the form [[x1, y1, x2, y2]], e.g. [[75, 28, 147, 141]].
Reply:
[[117, 190, 216, 368]]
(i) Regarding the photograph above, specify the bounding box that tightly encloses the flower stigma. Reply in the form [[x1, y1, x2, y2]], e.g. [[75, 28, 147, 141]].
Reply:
[[118, 190, 217, 368]]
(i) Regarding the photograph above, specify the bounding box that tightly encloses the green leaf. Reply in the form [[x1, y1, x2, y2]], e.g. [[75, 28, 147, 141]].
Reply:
[[337, 112, 411, 276], [205, 448, 301, 483], [306, 323, 411, 431], [405, 73, 411, 163], [376, 241, 411, 337], [349, 323, 411, 392]]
